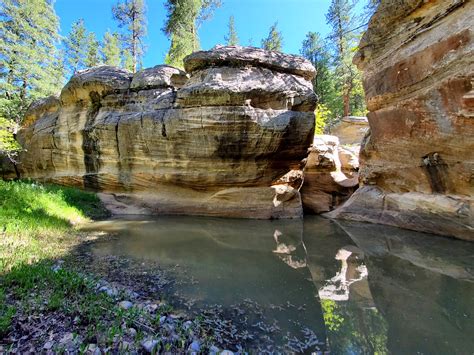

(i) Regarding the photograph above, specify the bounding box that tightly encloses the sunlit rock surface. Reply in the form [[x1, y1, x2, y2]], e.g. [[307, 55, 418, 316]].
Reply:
[[300, 135, 358, 214], [329, 116, 369, 146], [17, 46, 317, 218], [328, 0, 474, 240]]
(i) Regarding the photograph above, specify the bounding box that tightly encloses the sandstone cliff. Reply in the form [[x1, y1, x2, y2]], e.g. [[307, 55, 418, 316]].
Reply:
[[17, 46, 317, 218], [327, 0, 473, 240]]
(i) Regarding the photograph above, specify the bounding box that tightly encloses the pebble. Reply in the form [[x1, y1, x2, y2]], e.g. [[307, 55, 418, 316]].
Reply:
[[119, 300, 133, 310], [209, 345, 220, 354], [183, 320, 193, 330], [86, 344, 102, 355], [60, 332, 74, 344], [188, 340, 200, 352], [141, 339, 159, 353], [98, 286, 118, 297], [43, 341, 54, 350], [221, 351, 234, 355], [159, 315, 167, 324], [128, 328, 137, 337]]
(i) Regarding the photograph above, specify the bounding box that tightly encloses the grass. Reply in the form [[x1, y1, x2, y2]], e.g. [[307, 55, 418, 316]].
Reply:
[[0, 179, 109, 339], [0, 180, 211, 352], [0, 179, 108, 271]]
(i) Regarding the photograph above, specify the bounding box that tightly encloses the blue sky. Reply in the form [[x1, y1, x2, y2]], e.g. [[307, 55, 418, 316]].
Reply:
[[55, 0, 365, 68]]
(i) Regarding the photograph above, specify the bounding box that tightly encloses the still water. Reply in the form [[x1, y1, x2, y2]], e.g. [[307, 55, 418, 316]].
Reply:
[[82, 216, 474, 354]]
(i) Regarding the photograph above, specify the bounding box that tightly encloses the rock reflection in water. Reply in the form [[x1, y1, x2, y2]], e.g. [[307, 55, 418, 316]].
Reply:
[[84, 216, 474, 354], [336, 220, 474, 355], [85, 216, 327, 351]]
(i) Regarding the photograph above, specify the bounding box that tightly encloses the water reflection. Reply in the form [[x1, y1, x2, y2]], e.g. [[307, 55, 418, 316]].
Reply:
[[336, 220, 474, 355], [82, 216, 474, 354]]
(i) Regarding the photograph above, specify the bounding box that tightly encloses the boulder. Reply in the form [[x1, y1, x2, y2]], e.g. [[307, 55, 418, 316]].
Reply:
[[17, 46, 316, 219], [184, 45, 316, 81], [329, 0, 474, 240], [300, 135, 358, 214]]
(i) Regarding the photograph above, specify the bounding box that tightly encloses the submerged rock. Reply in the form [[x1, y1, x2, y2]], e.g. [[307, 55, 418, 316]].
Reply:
[[17, 46, 316, 219], [328, 0, 474, 240]]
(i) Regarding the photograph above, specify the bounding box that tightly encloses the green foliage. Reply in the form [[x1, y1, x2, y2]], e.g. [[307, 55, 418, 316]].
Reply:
[[122, 51, 134, 72], [301, 32, 334, 104], [0, 288, 16, 337], [163, 0, 221, 68], [0, 180, 107, 258], [85, 32, 101, 68], [316, 0, 366, 118], [65, 19, 88, 74], [0, 180, 111, 338], [102, 30, 122, 67], [163, 0, 202, 68], [315, 104, 332, 134], [0, 0, 64, 127], [0, 116, 20, 161], [321, 299, 344, 331], [321, 298, 389, 354], [224, 15, 239, 46], [112, 0, 147, 72], [261, 22, 283, 51]]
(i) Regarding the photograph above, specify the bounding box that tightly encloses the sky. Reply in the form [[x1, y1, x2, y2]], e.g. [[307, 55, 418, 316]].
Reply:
[[55, 0, 365, 69]]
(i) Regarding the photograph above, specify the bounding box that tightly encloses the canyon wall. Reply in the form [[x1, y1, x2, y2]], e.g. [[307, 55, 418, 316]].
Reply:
[[328, 0, 473, 240], [17, 46, 317, 219]]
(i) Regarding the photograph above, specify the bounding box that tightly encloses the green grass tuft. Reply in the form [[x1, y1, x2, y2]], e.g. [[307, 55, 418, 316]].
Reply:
[[0, 180, 108, 271]]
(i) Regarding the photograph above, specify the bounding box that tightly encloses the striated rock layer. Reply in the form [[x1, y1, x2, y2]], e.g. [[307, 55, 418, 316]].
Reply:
[[328, 0, 473, 240], [301, 135, 358, 214], [17, 46, 317, 218]]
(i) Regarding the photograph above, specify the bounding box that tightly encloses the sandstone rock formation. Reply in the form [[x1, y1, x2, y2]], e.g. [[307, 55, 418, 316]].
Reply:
[[328, 0, 474, 240], [300, 135, 358, 214], [17, 46, 317, 218], [329, 116, 369, 146]]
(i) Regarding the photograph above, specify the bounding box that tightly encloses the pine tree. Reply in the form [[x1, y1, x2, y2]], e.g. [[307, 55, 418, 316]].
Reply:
[[301, 32, 339, 131], [85, 32, 101, 68], [300, 32, 333, 105], [102, 31, 122, 67], [224, 15, 239, 46], [112, 0, 147, 73], [325, 0, 364, 117], [0, 0, 63, 164], [261, 22, 283, 52], [0, 0, 63, 122], [163, 0, 221, 68], [65, 19, 88, 74]]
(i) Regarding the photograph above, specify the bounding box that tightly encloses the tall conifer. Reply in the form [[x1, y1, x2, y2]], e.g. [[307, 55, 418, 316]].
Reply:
[[261, 22, 283, 51], [224, 15, 239, 46], [112, 0, 147, 72], [65, 19, 88, 74]]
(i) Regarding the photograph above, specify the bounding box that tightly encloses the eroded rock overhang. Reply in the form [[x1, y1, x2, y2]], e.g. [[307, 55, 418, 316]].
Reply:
[[17, 46, 318, 219]]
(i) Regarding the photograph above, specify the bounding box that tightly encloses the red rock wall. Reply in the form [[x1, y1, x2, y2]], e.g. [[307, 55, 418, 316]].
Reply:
[[328, 0, 473, 240]]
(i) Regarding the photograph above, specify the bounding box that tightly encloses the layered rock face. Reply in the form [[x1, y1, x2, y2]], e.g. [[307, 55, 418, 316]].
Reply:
[[17, 46, 317, 218], [301, 135, 358, 214], [328, 0, 474, 240]]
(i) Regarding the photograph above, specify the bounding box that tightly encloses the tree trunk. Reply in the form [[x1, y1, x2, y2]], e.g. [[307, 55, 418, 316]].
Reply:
[[343, 91, 350, 117]]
